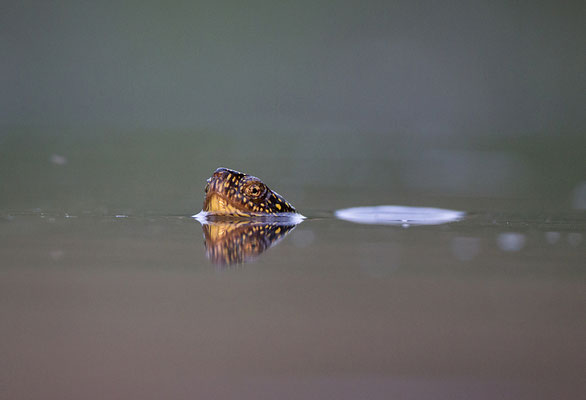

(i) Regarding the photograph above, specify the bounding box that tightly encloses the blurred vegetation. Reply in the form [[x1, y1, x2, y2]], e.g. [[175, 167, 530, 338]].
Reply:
[[1, 1, 584, 213]]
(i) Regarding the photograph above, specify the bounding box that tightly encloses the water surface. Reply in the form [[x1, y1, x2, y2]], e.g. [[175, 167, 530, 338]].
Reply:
[[1, 126, 585, 399], [1, 207, 584, 399]]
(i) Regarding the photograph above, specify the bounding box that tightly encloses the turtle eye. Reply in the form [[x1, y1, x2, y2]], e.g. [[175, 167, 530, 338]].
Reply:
[[244, 182, 265, 198]]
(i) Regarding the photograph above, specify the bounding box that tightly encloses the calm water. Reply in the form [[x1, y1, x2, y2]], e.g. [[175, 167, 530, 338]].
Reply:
[[1, 206, 585, 399], [1, 128, 585, 399]]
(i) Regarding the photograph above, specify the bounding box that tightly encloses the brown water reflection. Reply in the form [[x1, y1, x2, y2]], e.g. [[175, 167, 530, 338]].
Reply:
[[1, 213, 585, 400], [197, 217, 300, 265]]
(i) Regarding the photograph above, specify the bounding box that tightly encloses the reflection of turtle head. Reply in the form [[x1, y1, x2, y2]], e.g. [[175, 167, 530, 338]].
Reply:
[[200, 219, 298, 265]]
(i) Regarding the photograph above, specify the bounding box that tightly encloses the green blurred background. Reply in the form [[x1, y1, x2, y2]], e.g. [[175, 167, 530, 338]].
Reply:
[[2, 0, 585, 214]]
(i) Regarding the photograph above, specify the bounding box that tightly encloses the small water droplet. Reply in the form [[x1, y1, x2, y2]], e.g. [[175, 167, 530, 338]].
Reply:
[[497, 232, 526, 252]]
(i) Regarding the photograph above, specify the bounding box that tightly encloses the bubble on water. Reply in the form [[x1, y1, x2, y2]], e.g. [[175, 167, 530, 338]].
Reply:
[[451, 237, 481, 261], [50, 154, 67, 165], [335, 206, 464, 226], [567, 233, 582, 247], [497, 232, 526, 252], [544, 231, 560, 244], [572, 181, 586, 210]]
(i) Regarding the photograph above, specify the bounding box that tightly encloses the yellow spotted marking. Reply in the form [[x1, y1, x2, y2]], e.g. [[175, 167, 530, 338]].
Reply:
[[275, 204, 282, 210]]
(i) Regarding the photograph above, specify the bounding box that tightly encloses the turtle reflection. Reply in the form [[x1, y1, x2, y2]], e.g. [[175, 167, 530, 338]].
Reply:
[[198, 218, 299, 265]]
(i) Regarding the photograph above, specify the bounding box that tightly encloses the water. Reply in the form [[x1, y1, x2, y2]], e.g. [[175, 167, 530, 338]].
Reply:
[[2, 206, 585, 399], [1, 127, 585, 399]]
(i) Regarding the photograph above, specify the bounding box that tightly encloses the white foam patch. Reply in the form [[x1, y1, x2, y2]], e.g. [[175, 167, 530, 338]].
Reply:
[[192, 211, 209, 221], [335, 205, 465, 226], [192, 211, 305, 225]]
